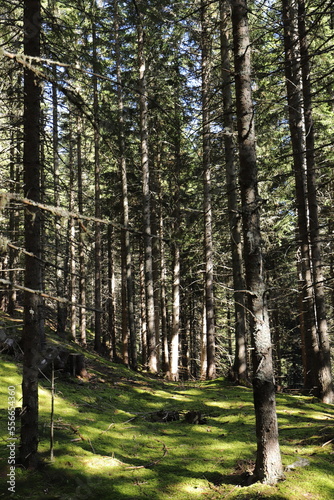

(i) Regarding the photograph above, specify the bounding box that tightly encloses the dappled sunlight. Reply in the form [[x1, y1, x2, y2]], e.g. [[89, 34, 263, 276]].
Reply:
[[1, 351, 334, 499]]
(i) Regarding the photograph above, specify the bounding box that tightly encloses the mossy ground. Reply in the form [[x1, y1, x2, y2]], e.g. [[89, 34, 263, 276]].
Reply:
[[0, 315, 333, 499]]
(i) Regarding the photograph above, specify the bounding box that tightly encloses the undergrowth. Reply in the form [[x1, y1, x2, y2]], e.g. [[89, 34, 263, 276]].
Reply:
[[0, 314, 333, 499]]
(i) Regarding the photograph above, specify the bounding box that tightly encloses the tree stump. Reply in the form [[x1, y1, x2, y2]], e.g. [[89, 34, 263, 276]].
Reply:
[[66, 353, 87, 377]]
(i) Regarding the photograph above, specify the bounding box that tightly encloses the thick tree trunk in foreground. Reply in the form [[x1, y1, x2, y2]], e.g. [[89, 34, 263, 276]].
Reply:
[[231, 0, 283, 484], [20, 0, 43, 468]]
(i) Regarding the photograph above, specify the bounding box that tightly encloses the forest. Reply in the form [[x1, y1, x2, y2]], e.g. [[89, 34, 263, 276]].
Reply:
[[0, 0, 333, 497]]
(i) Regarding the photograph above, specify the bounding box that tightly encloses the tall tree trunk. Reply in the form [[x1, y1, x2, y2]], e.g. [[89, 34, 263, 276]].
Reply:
[[200, 295, 208, 380], [159, 203, 170, 376], [115, 0, 136, 368], [231, 0, 283, 484], [170, 239, 180, 380], [20, 0, 43, 468], [68, 121, 76, 342], [53, 70, 67, 337], [201, 0, 216, 380], [7, 110, 18, 316], [77, 114, 87, 345], [140, 249, 148, 368], [151, 167, 161, 371], [220, 0, 247, 383], [92, 8, 102, 352], [108, 224, 117, 360], [136, 2, 157, 373], [297, 0, 333, 403], [282, 0, 319, 392], [169, 76, 182, 381]]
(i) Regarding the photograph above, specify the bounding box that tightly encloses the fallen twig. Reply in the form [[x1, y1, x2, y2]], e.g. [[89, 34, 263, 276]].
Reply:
[[322, 438, 334, 447], [125, 441, 168, 469]]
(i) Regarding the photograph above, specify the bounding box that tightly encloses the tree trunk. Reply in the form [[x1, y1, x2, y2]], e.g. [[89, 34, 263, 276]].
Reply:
[[20, 0, 43, 469], [7, 109, 18, 316], [108, 225, 117, 360], [77, 114, 87, 346], [140, 249, 148, 368], [68, 120, 76, 342], [201, 0, 216, 380], [136, 2, 157, 373], [282, 0, 319, 392], [159, 198, 170, 376], [169, 75, 182, 381], [231, 0, 283, 484], [115, 0, 137, 368], [170, 239, 180, 380], [220, 0, 247, 383], [200, 295, 208, 380], [53, 68, 67, 337], [297, 0, 333, 404], [92, 10, 102, 353]]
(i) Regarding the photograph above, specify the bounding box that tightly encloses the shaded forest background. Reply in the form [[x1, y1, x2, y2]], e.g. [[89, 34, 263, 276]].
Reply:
[[1, 0, 334, 403]]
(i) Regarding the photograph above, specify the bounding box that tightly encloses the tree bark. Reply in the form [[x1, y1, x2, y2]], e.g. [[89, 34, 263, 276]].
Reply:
[[201, 0, 216, 380], [20, 0, 43, 469], [297, 0, 333, 404], [220, 0, 247, 383], [77, 114, 87, 346], [52, 68, 67, 337], [115, 0, 137, 368], [231, 0, 283, 484], [68, 120, 76, 342], [92, 7, 102, 353], [282, 0, 319, 393], [136, 2, 157, 373], [159, 196, 170, 376], [108, 225, 117, 360]]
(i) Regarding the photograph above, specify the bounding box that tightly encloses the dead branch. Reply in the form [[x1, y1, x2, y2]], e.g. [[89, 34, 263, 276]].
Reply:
[[0, 278, 102, 313]]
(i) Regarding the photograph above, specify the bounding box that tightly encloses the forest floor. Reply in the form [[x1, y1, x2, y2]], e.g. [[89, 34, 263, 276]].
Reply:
[[0, 313, 333, 499]]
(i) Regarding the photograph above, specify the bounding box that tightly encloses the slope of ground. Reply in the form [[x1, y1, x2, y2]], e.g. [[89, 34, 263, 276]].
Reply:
[[0, 315, 333, 499]]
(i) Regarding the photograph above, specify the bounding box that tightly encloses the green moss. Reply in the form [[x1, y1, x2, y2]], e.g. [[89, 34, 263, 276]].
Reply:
[[0, 331, 333, 499]]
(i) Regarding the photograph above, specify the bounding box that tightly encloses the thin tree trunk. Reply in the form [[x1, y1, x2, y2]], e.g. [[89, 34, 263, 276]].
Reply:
[[7, 113, 17, 316], [159, 197, 170, 376], [220, 0, 247, 383], [201, 0, 216, 380], [297, 0, 333, 403], [91, 8, 102, 352], [115, 0, 136, 368], [108, 225, 117, 360], [231, 0, 283, 484], [151, 166, 161, 371], [169, 76, 182, 381], [140, 249, 148, 368], [68, 121, 76, 342], [200, 295, 208, 380], [52, 68, 67, 337], [282, 0, 319, 392], [136, 2, 157, 373], [20, 0, 43, 468], [170, 240, 180, 380], [77, 114, 87, 345]]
